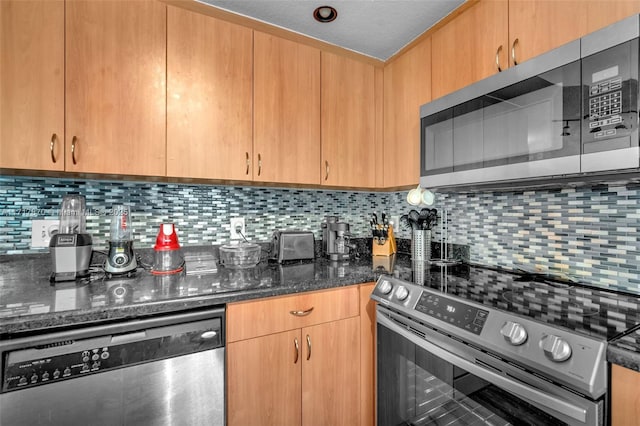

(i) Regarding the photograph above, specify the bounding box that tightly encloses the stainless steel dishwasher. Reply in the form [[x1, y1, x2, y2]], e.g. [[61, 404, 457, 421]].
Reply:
[[0, 307, 225, 425]]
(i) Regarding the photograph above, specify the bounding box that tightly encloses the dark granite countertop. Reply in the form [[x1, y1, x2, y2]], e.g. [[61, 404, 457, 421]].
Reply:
[[607, 327, 640, 372], [0, 246, 413, 337]]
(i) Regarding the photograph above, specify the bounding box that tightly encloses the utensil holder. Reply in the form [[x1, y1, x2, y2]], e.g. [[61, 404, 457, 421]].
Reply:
[[412, 230, 431, 261]]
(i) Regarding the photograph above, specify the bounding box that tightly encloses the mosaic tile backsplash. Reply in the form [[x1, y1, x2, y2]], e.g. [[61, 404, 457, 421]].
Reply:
[[2, 175, 640, 294]]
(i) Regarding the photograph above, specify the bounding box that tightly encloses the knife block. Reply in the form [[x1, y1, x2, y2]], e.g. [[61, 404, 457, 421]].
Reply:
[[372, 225, 397, 257]]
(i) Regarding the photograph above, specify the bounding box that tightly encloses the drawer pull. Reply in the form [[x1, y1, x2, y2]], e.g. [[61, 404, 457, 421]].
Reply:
[[294, 337, 299, 364], [306, 334, 311, 360], [290, 307, 314, 317]]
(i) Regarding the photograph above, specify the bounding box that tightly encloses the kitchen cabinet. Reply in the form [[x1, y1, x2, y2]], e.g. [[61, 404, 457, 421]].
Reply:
[[586, 0, 640, 34], [431, 0, 508, 100], [66, 0, 166, 176], [253, 32, 321, 185], [383, 39, 432, 187], [611, 364, 640, 426], [167, 6, 252, 180], [227, 286, 361, 426], [508, 0, 586, 67], [321, 52, 377, 188], [0, 0, 64, 171], [359, 282, 377, 426]]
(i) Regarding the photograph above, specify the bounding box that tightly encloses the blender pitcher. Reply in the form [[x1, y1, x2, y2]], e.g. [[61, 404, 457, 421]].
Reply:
[[59, 195, 87, 234], [104, 205, 137, 276]]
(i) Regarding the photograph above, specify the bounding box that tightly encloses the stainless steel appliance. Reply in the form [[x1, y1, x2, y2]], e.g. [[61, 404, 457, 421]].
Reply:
[[321, 216, 353, 261], [104, 205, 137, 277], [372, 265, 640, 425], [0, 307, 225, 425], [270, 230, 315, 263], [50, 195, 93, 282], [420, 14, 639, 188]]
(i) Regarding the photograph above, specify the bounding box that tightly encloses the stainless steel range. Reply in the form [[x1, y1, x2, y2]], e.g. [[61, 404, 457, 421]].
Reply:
[[372, 264, 640, 426]]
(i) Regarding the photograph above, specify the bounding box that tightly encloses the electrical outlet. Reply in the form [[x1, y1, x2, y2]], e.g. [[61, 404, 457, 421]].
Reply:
[[391, 215, 401, 229], [230, 217, 245, 240], [31, 219, 59, 248]]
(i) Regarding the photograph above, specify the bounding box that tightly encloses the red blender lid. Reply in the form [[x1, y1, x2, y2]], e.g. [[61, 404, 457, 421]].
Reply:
[[154, 224, 181, 251]]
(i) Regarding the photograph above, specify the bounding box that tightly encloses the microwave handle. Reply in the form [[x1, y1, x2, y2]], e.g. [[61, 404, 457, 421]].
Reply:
[[377, 314, 587, 423]]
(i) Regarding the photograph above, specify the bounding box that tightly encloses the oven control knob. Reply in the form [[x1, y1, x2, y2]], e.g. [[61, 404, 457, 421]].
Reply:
[[500, 321, 528, 346], [379, 280, 393, 295], [395, 286, 409, 301], [540, 335, 572, 362]]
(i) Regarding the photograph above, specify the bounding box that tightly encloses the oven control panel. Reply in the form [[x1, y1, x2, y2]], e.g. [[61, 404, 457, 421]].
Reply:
[[415, 293, 489, 335]]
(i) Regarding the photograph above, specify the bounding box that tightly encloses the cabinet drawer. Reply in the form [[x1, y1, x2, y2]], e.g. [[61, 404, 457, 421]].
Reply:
[[227, 286, 359, 342]]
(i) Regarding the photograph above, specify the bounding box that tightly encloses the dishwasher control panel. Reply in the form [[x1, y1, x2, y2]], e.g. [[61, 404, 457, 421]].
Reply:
[[2, 318, 222, 392]]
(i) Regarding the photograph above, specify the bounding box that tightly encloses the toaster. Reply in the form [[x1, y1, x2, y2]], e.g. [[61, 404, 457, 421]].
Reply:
[[271, 231, 315, 263]]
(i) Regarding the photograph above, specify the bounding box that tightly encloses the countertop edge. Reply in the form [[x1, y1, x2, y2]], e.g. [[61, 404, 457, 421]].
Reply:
[[608, 342, 640, 372]]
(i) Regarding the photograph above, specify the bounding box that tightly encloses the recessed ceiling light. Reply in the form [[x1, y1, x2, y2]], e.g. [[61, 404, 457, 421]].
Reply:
[[313, 6, 337, 23]]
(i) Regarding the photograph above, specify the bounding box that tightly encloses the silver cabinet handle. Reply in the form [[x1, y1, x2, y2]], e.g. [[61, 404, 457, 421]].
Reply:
[[289, 307, 314, 317], [495, 45, 503, 72], [294, 337, 299, 364], [257, 153, 262, 176], [71, 136, 78, 165], [245, 152, 250, 175], [50, 133, 58, 163], [511, 38, 519, 66], [306, 334, 311, 360], [324, 160, 329, 181]]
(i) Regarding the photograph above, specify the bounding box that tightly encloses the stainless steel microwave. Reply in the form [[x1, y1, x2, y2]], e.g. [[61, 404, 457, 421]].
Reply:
[[420, 15, 639, 188]]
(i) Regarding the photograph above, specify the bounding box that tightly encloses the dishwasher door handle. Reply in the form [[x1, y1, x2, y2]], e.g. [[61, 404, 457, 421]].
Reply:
[[110, 331, 147, 345]]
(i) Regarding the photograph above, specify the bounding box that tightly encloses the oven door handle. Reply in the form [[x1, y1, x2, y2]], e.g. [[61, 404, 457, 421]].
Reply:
[[378, 314, 588, 423]]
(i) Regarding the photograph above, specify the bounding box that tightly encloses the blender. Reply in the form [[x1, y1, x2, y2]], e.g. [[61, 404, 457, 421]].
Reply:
[[104, 205, 137, 277], [49, 195, 93, 282]]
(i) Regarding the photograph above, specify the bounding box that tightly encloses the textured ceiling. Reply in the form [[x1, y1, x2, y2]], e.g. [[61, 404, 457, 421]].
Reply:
[[197, 0, 466, 61]]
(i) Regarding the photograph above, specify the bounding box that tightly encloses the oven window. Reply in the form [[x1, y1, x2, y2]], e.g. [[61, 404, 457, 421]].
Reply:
[[377, 323, 567, 426]]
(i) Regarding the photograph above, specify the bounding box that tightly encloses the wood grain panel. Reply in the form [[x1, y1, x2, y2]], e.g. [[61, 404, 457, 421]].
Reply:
[[509, 0, 586, 67], [227, 330, 302, 426], [612, 363, 640, 426], [431, 0, 508, 99], [302, 317, 360, 426], [227, 286, 359, 342], [586, 0, 640, 34], [254, 32, 320, 185], [167, 6, 253, 180], [359, 283, 377, 426], [65, 0, 166, 176], [0, 0, 64, 171], [321, 52, 376, 188], [383, 38, 431, 188]]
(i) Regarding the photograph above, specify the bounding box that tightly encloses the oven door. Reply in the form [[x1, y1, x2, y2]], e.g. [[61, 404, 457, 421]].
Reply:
[[376, 309, 604, 426]]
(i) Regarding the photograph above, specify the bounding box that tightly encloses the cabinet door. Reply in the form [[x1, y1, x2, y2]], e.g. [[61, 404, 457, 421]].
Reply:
[[586, 1, 640, 34], [66, 0, 166, 176], [227, 330, 302, 426], [167, 6, 253, 180], [321, 52, 376, 188], [508, 0, 586, 66], [431, 0, 508, 100], [383, 39, 431, 187], [254, 32, 320, 185], [359, 283, 377, 426], [302, 316, 360, 426], [612, 364, 640, 426], [0, 0, 64, 171]]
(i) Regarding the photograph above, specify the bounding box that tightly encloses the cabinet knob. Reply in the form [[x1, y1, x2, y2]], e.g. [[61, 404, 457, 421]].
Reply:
[[71, 136, 78, 165], [50, 133, 58, 163], [495, 45, 503, 72], [511, 38, 519, 66]]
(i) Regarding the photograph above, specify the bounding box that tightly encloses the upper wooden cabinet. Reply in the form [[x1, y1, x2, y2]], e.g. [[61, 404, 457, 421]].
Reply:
[[586, 0, 640, 34], [167, 6, 252, 181], [254, 33, 321, 185], [384, 39, 432, 187], [66, 0, 166, 176], [0, 0, 65, 171], [432, 0, 508, 100], [508, 0, 586, 66], [321, 52, 377, 188]]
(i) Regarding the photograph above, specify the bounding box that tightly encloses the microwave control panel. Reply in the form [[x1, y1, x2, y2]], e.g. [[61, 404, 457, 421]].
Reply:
[[589, 79, 623, 139]]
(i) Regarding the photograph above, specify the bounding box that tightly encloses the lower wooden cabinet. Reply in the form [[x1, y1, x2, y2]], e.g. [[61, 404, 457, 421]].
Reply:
[[611, 363, 640, 426], [227, 285, 374, 426]]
